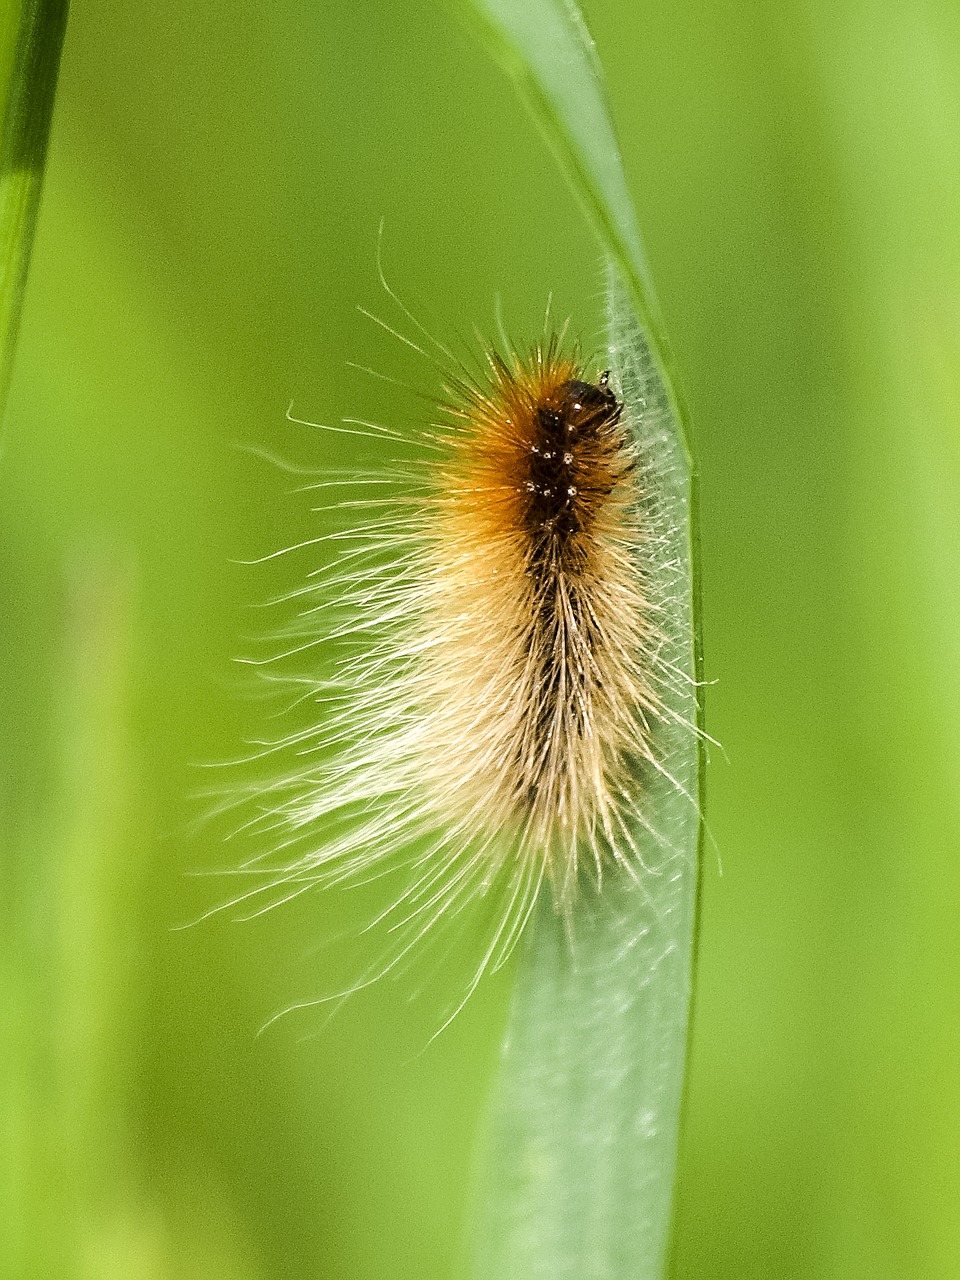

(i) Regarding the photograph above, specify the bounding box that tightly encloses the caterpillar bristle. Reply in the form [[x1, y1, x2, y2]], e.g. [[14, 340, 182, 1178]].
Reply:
[[220, 320, 689, 1013]]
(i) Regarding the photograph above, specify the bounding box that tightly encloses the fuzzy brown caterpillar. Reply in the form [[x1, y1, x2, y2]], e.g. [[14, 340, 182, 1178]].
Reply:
[[230, 331, 670, 997], [417, 344, 660, 897]]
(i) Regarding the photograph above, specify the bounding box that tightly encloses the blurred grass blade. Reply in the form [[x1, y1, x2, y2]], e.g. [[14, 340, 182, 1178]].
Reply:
[[0, 0, 69, 423], [2, 552, 143, 1276], [458, 1, 702, 1278]]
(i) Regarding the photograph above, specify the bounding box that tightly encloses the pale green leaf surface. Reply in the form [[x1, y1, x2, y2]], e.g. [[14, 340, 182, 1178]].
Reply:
[[458, 1, 703, 1277]]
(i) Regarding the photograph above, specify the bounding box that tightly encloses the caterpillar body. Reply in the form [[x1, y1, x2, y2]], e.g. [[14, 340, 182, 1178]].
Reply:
[[231, 323, 681, 1005]]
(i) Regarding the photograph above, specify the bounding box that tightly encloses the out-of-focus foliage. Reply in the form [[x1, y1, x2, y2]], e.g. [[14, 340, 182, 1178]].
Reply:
[[3, 1, 960, 1278], [0, 0, 69, 417]]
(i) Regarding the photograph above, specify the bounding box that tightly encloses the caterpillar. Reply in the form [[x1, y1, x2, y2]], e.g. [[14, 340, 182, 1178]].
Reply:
[[224, 304, 683, 1015]]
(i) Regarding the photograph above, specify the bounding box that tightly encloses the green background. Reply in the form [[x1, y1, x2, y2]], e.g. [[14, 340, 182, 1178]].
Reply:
[[5, 0, 960, 1276]]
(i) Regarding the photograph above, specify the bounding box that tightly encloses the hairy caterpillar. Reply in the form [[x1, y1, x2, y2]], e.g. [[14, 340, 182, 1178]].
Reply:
[[222, 295, 690, 1017]]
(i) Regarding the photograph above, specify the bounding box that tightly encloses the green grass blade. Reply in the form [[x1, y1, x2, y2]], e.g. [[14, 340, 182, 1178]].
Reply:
[[458, 0, 690, 459], [471, 272, 701, 1280], [0, 0, 69, 423], [458, 3, 703, 1278]]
